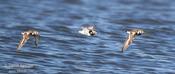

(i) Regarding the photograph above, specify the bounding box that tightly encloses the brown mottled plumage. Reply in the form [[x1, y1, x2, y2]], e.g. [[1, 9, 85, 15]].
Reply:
[[17, 30, 39, 50], [121, 29, 144, 52]]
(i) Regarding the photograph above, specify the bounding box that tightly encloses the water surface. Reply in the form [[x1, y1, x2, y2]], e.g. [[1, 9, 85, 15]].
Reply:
[[0, 0, 175, 74]]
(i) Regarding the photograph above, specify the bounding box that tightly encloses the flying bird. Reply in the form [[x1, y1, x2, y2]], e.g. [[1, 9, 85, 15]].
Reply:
[[79, 25, 97, 36], [17, 30, 39, 50], [121, 29, 144, 52]]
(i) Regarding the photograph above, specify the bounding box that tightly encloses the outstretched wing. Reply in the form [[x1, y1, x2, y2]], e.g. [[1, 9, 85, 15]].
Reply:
[[121, 33, 135, 52], [17, 33, 30, 50], [33, 35, 39, 47]]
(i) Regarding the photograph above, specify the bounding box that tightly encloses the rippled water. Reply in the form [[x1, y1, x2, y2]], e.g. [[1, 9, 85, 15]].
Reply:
[[0, 0, 175, 74]]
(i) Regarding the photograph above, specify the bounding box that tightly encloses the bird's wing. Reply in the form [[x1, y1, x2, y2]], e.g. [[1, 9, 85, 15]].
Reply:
[[17, 33, 30, 50], [33, 35, 39, 47], [121, 33, 135, 52]]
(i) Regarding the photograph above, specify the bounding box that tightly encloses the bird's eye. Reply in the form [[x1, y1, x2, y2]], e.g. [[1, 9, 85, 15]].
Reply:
[[89, 30, 92, 33], [89, 30, 95, 36], [138, 33, 141, 35], [137, 31, 142, 35]]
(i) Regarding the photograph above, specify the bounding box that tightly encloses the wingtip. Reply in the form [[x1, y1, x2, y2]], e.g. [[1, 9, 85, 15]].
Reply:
[[16, 47, 20, 51], [34, 35, 39, 47], [16, 48, 21, 53], [16, 45, 21, 50], [121, 48, 125, 53], [34, 43, 38, 47], [121, 50, 124, 53]]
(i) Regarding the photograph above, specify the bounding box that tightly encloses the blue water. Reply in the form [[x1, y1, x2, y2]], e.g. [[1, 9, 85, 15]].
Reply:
[[0, 0, 175, 74]]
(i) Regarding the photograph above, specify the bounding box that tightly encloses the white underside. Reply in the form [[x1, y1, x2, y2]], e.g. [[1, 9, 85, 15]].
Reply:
[[79, 30, 91, 36]]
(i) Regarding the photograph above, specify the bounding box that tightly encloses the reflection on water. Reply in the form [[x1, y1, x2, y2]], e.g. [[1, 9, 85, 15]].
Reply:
[[0, 0, 175, 74]]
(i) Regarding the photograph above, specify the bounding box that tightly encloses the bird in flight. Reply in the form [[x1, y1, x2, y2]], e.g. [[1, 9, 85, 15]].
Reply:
[[79, 25, 97, 36], [121, 29, 144, 52], [17, 30, 39, 50]]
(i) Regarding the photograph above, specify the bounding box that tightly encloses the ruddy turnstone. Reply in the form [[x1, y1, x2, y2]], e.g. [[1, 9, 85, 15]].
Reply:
[[121, 29, 144, 52], [79, 25, 97, 36], [17, 30, 39, 50]]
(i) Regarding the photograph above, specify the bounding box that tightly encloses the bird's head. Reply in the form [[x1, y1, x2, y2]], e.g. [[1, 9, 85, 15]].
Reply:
[[136, 30, 144, 35]]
